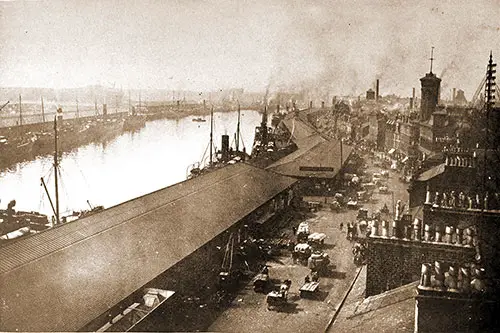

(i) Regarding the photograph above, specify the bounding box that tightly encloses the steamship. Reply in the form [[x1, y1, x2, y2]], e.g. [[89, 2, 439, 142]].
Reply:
[[187, 106, 250, 179]]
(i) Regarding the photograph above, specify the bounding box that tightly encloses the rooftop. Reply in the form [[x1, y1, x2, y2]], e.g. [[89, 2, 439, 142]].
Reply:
[[329, 267, 416, 333], [267, 139, 353, 179], [416, 163, 446, 181], [281, 115, 327, 148], [0, 163, 297, 332]]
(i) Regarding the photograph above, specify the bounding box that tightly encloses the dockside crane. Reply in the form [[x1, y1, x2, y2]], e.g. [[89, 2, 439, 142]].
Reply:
[[219, 232, 241, 289], [470, 76, 487, 109]]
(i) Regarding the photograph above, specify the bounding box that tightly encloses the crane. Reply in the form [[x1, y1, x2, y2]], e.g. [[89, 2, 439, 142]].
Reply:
[[0, 101, 9, 111], [470, 76, 486, 109]]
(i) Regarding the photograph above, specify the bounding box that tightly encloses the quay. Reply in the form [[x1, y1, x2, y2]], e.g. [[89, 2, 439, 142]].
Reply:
[[0, 111, 361, 332], [0, 162, 297, 331]]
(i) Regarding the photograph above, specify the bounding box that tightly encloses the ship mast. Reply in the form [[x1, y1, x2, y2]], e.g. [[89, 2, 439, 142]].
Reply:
[[261, 105, 268, 146], [236, 102, 241, 152], [41, 96, 45, 123], [128, 90, 131, 114], [53, 116, 60, 224], [19, 94, 22, 126], [210, 106, 214, 166], [40, 116, 61, 225]]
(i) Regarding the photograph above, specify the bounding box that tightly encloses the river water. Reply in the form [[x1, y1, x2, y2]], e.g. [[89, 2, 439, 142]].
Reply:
[[0, 110, 261, 217]]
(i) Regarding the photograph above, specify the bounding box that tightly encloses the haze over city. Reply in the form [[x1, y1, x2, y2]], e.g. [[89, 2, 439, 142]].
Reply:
[[1, 0, 499, 99]]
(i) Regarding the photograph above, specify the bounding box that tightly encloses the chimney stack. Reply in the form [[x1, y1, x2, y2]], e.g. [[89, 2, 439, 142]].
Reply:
[[410, 98, 414, 109], [412, 87, 416, 100], [309, 101, 313, 109], [452, 88, 456, 102], [376, 79, 380, 101]]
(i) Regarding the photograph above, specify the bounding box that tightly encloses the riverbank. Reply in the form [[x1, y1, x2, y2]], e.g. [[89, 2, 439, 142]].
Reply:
[[0, 113, 128, 171], [0, 110, 263, 216]]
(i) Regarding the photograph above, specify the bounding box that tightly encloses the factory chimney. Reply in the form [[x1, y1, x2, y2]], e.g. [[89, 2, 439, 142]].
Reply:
[[412, 87, 416, 100], [376, 79, 380, 101], [452, 88, 456, 103], [309, 101, 313, 109]]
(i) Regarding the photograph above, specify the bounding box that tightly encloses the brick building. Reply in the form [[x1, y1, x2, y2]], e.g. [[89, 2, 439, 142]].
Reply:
[[367, 112, 386, 150]]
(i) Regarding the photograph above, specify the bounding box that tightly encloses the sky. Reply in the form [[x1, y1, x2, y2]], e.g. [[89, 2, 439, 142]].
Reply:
[[1, 0, 499, 98]]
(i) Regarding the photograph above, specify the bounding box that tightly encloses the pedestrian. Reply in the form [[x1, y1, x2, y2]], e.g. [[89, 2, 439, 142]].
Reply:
[[340, 222, 344, 231], [292, 226, 297, 235], [305, 275, 310, 284]]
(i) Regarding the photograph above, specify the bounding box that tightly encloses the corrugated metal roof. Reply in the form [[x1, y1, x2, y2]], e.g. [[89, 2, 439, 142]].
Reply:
[[267, 139, 353, 179], [281, 117, 326, 148], [0, 163, 296, 332]]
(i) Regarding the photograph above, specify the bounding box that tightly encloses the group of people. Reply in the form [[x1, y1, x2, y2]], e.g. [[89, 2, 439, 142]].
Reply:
[[304, 270, 319, 284]]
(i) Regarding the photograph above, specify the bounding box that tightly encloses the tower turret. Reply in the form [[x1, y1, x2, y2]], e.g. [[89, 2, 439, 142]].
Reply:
[[420, 47, 441, 121]]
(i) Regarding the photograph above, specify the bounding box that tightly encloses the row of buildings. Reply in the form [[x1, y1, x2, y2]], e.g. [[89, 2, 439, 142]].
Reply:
[[367, 55, 500, 181], [0, 111, 354, 331], [359, 54, 500, 332]]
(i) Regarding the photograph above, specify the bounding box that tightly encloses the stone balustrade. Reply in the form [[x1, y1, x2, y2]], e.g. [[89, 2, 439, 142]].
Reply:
[[369, 215, 478, 249], [418, 261, 490, 295], [425, 188, 500, 211]]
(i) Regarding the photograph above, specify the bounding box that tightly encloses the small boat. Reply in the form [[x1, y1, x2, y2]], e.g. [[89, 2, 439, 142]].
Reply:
[[0, 200, 50, 243], [192, 117, 206, 122]]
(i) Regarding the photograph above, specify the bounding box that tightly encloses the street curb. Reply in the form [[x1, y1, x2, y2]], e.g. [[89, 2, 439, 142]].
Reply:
[[324, 265, 364, 332]]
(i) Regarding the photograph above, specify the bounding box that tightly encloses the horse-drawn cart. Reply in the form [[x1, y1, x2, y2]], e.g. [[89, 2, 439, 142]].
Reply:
[[307, 232, 326, 248], [292, 243, 312, 264], [296, 222, 310, 242], [299, 281, 320, 299], [253, 267, 270, 293], [266, 279, 292, 310]]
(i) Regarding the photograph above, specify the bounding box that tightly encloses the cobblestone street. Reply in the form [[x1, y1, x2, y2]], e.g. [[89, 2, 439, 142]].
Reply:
[[209, 155, 409, 332]]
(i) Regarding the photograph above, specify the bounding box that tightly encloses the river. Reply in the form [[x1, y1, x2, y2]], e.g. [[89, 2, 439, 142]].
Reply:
[[0, 110, 261, 217]]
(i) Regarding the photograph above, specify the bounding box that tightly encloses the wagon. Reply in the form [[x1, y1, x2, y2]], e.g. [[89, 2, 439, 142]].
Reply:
[[253, 273, 270, 292], [308, 251, 330, 274], [347, 200, 359, 209], [299, 281, 320, 298], [266, 291, 286, 310], [266, 279, 291, 310], [292, 243, 312, 263], [296, 222, 310, 242], [307, 232, 326, 247]]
